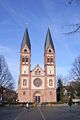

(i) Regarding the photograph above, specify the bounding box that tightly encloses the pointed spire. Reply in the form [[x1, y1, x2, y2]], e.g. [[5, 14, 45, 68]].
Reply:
[[20, 28, 31, 51], [44, 28, 55, 51]]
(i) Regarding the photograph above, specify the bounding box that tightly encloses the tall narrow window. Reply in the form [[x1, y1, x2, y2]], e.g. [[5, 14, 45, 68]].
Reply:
[[47, 58, 50, 63], [23, 91, 26, 95], [51, 58, 53, 63], [22, 58, 25, 62], [50, 91, 52, 95], [25, 58, 28, 62], [23, 79, 27, 86], [49, 79, 53, 86]]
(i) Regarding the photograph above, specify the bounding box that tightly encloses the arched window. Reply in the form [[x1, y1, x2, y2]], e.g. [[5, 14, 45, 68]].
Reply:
[[50, 91, 52, 95], [22, 57, 28, 63], [23, 79, 27, 86], [47, 57, 50, 62], [35, 69, 41, 75], [51, 58, 53, 62], [22, 58, 25, 62], [49, 79, 53, 86], [23, 91, 26, 95], [25, 58, 28, 62]]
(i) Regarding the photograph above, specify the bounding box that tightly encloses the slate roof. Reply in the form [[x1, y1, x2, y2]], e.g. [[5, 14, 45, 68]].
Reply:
[[20, 28, 31, 51], [44, 28, 55, 51]]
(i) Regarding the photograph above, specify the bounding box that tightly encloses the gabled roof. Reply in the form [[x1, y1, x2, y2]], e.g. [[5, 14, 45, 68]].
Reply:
[[20, 28, 31, 51], [44, 28, 55, 51], [31, 64, 44, 76], [32, 64, 44, 72]]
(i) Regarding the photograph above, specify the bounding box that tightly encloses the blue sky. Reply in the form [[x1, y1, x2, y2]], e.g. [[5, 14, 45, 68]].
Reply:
[[0, 0, 80, 89]]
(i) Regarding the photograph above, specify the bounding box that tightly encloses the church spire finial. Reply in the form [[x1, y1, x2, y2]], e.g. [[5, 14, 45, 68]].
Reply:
[[25, 22, 28, 28]]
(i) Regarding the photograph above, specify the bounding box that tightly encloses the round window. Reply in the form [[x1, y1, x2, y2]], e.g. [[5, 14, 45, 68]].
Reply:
[[24, 49, 27, 52], [49, 49, 51, 53], [33, 78, 42, 87]]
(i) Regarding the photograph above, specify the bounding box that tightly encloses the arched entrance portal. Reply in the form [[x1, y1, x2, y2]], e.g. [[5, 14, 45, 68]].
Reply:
[[33, 92, 41, 103]]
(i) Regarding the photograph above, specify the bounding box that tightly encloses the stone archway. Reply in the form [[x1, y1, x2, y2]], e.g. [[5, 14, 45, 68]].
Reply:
[[33, 91, 41, 103]]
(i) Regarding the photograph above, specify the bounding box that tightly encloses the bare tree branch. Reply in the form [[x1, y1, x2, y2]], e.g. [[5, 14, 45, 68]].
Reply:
[[67, 0, 80, 5], [63, 0, 80, 34], [64, 25, 80, 35], [71, 56, 80, 81], [0, 55, 14, 90]]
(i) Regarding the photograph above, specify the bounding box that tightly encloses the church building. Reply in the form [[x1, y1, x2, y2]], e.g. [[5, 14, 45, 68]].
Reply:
[[18, 28, 56, 103]]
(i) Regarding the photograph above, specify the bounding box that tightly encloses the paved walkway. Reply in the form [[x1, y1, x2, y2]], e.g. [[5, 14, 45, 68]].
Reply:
[[0, 105, 80, 120]]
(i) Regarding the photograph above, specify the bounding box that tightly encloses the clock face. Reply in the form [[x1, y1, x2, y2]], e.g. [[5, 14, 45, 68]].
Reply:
[[47, 66, 54, 74], [33, 78, 42, 87], [22, 66, 28, 74]]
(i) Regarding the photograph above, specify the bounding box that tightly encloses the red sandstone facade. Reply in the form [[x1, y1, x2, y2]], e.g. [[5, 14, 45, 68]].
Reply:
[[18, 28, 56, 103]]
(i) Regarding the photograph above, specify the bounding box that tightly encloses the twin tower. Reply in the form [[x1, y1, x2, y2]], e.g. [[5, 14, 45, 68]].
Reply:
[[18, 28, 56, 103]]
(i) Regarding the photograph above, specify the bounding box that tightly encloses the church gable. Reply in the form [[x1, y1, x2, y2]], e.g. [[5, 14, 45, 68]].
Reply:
[[31, 64, 44, 76]]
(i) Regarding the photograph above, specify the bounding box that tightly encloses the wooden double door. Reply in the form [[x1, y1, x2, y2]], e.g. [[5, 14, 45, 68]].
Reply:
[[34, 96, 40, 103]]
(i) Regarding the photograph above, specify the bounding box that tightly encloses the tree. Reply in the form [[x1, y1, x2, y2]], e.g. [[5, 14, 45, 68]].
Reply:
[[57, 76, 64, 101], [5, 89, 17, 102], [70, 56, 80, 97], [71, 56, 80, 81], [66, 81, 76, 98], [0, 55, 14, 90], [64, 0, 80, 34]]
